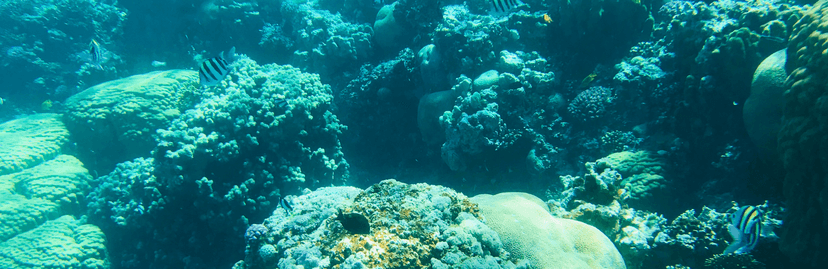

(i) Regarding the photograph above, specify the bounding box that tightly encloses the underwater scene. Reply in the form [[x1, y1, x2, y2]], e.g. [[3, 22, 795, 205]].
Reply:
[[2, 0, 828, 268]]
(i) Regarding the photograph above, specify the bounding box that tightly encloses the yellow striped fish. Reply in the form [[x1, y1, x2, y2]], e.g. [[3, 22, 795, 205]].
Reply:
[[724, 205, 763, 254]]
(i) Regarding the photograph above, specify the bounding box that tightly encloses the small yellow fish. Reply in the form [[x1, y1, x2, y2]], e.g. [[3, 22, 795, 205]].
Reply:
[[543, 14, 553, 24], [41, 100, 53, 111], [580, 73, 597, 88]]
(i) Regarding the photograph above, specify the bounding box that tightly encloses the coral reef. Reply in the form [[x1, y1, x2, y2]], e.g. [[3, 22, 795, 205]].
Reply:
[[334, 48, 427, 183], [273, 1, 373, 82], [0, 113, 69, 174], [777, 0, 828, 265], [568, 86, 616, 123], [438, 50, 562, 176], [0, 113, 106, 268], [0, 215, 108, 269], [472, 192, 626, 269], [744, 49, 787, 163], [419, 90, 457, 146], [432, 5, 522, 79], [545, 152, 788, 268], [64, 70, 198, 171], [1, 1, 818, 269], [373, 2, 404, 51], [547, 0, 655, 75], [704, 253, 765, 269], [234, 179, 525, 269], [0, 0, 127, 103], [650, 206, 730, 268], [643, 0, 806, 209], [86, 57, 349, 268]]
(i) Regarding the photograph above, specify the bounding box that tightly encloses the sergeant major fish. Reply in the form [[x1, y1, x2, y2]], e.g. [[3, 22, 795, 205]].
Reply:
[[724, 205, 763, 254], [199, 47, 236, 87], [489, 0, 525, 16]]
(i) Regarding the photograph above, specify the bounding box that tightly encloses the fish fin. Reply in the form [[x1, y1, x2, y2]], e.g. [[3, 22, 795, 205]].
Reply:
[[728, 224, 743, 242], [723, 224, 748, 254], [223, 47, 237, 63], [723, 241, 746, 254]]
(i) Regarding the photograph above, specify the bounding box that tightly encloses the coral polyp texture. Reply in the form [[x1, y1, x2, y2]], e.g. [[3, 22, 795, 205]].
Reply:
[[3, 0, 823, 268], [777, 0, 828, 265], [86, 57, 349, 268], [471, 192, 627, 269], [234, 179, 524, 269], [0, 113, 69, 174], [0, 114, 107, 268], [64, 70, 198, 171]]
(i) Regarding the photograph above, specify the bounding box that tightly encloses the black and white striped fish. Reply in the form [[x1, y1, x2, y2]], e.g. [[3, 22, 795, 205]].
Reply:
[[89, 39, 104, 69], [489, 0, 524, 15], [199, 47, 236, 87], [724, 205, 763, 254], [278, 195, 293, 214]]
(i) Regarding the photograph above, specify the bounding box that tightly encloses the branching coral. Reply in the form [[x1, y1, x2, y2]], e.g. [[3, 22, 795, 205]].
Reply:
[[86, 57, 349, 268]]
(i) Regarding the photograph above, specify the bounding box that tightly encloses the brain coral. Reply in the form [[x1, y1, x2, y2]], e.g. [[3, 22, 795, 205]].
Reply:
[[471, 192, 627, 269], [777, 0, 828, 265]]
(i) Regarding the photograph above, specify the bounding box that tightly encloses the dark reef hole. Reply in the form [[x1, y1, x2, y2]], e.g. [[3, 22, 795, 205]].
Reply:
[[337, 209, 371, 235]]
